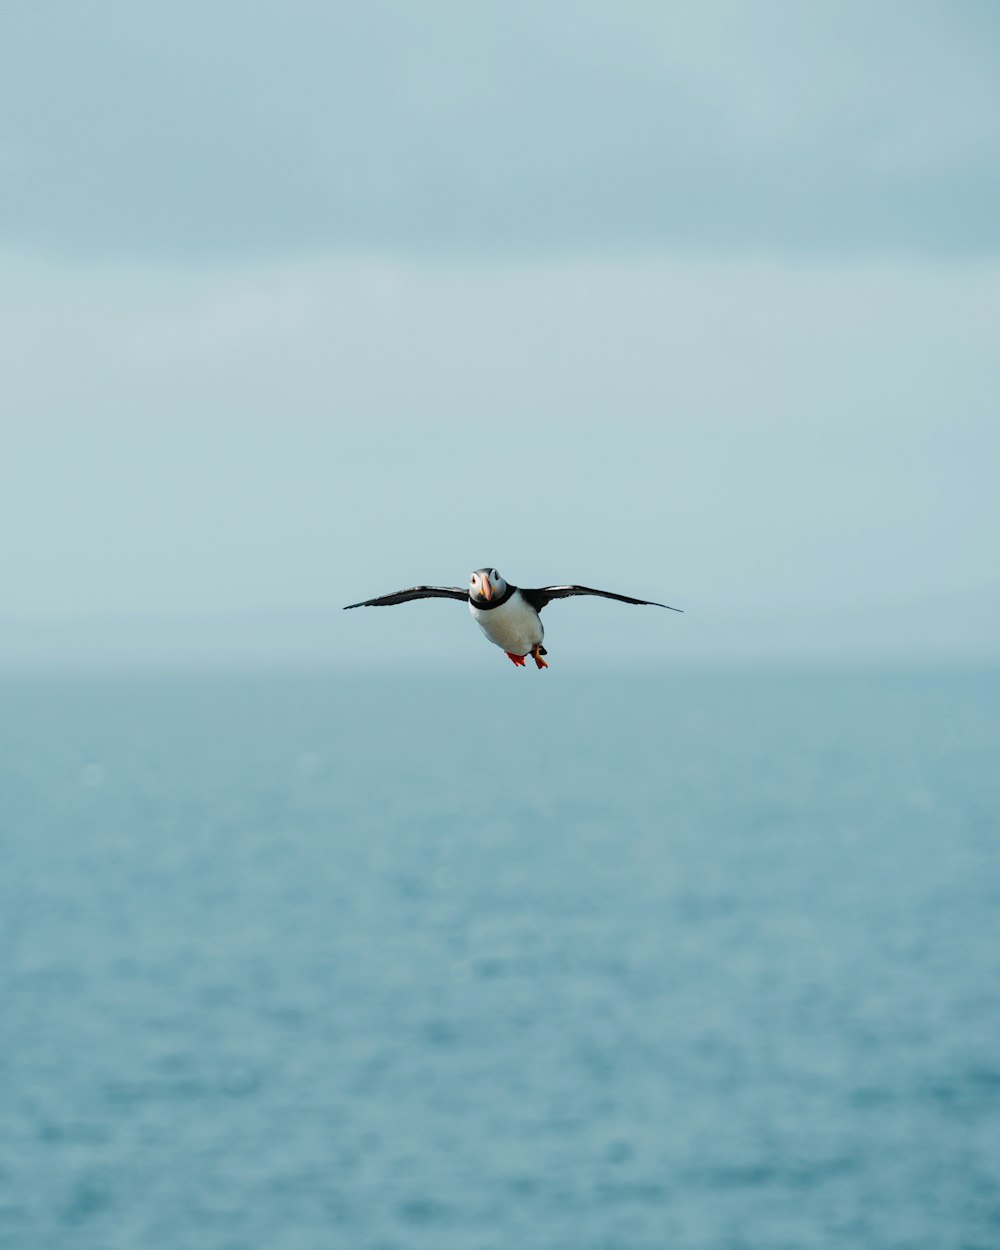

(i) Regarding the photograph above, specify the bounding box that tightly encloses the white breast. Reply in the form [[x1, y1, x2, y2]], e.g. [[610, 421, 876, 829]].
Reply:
[[469, 591, 543, 655]]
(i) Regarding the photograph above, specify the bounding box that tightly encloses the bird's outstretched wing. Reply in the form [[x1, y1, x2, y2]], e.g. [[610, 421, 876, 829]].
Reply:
[[520, 585, 683, 613], [343, 586, 468, 609]]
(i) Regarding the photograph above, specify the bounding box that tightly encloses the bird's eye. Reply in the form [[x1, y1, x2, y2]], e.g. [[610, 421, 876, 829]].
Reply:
[[492, 570, 497, 579]]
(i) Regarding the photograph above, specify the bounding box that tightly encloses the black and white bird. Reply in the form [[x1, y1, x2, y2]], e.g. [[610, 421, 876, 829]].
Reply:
[[344, 568, 681, 668]]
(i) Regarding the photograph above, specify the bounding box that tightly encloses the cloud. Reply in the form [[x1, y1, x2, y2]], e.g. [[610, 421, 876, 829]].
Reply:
[[1, 246, 997, 668], [1, 1, 998, 257]]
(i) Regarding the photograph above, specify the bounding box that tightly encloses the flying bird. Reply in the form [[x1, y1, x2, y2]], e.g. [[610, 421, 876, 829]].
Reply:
[[344, 568, 682, 668]]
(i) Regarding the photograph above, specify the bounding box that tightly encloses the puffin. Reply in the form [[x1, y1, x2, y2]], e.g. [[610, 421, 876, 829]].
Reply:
[[344, 568, 682, 668]]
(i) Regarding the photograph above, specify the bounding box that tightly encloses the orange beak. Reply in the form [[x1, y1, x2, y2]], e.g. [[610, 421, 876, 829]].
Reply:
[[481, 577, 492, 601]]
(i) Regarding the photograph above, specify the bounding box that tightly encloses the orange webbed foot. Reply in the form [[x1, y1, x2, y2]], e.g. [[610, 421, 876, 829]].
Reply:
[[531, 646, 548, 670], [505, 651, 527, 667]]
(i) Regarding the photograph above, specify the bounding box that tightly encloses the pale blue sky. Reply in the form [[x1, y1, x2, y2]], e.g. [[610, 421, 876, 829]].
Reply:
[[2, 1, 998, 668]]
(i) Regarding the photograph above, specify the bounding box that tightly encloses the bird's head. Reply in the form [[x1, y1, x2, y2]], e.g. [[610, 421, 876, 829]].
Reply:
[[469, 567, 506, 604]]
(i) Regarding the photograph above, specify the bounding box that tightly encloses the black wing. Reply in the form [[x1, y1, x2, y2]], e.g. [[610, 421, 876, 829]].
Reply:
[[520, 585, 683, 613], [343, 585, 468, 609]]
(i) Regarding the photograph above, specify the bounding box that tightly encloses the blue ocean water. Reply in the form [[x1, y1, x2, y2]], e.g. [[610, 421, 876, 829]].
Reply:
[[1, 667, 998, 1250]]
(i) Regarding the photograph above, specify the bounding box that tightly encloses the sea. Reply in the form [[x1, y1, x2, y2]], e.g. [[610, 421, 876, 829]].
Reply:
[[1, 666, 998, 1250]]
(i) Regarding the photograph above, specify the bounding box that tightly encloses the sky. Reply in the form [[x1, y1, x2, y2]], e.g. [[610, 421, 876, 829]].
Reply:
[[2, 0, 998, 669]]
